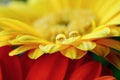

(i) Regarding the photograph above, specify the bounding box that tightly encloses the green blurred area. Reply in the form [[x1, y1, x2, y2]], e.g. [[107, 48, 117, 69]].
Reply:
[[93, 52, 120, 80], [0, 0, 27, 3]]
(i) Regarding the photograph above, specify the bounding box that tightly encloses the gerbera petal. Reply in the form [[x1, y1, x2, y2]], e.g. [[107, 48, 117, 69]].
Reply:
[[98, 0, 120, 24], [28, 0, 52, 17], [96, 39, 120, 51], [70, 0, 82, 9], [70, 60, 101, 80], [0, 42, 9, 47], [28, 48, 44, 59], [91, 44, 110, 57], [0, 6, 30, 23], [106, 14, 120, 25], [9, 45, 37, 56], [8, 1, 39, 22], [61, 47, 87, 59], [0, 65, 2, 80], [50, 0, 63, 11], [9, 35, 49, 45], [95, 76, 116, 80], [0, 18, 40, 37], [81, 27, 110, 40], [62, 36, 80, 45], [19, 52, 36, 79], [0, 31, 18, 41], [109, 26, 120, 36], [26, 53, 68, 80], [105, 50, 120, 69], [0, 46, 22, 80], [39, 44, 67, 53], [76, 41, 96, 51]]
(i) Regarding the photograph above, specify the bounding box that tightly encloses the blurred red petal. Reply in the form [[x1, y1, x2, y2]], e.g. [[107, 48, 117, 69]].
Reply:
[[94, 76, 116, 80], [101, 65, 113, 76], [0, 65, 2, 80], [64, 54, 93, 80], [70, 60, 102, 80], [19, 52, 36, 79], [26, 53, 69, 80], [0, 46, 22, 80]]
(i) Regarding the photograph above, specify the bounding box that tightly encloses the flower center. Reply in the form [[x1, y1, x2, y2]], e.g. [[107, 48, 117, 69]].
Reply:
[[33, 9, 95, 42]]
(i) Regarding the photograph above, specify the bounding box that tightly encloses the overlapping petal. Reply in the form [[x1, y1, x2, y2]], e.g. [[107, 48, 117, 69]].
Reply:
[[26, 53, 68, 80], [0, 46, 22, 80], [70, 60, 102, 80]]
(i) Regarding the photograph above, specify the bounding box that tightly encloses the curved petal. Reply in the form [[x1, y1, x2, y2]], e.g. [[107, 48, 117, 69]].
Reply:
[[26, 53, 68, 80], [95, 76, 116, 80], [70, 60, 102, 80], [19, 52, 36, 79], [9, 45, 37, 56], [64, 54, 93, 80], [96, 39, 120, 51], [0, 18, 40, 37], [0, 65, 2, 80], [76, 41, 96, 51], [106, 14, 120, 25], [61, 47, 87, 59], [0, 46, 22, 80], [91, 44, 110, 57], [81, 27, 110, 40], [98, 1, 120, 25], [28, 48, 44, 59], [109, 26, 120, 37], [0, 6, 30, 23], [105, 50, 120, 70]]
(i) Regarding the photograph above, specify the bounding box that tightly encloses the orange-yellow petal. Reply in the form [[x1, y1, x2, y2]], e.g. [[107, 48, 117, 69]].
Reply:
[[91, 44, 110, 57], [96, 39, 120, 51], [75, 41, 96, 51], [61, 47, 87, 59], [105, 50, 120, 70]]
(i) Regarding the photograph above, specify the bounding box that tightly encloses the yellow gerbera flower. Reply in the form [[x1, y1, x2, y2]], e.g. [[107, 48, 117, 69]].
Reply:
[[0, 0, 120, 69]]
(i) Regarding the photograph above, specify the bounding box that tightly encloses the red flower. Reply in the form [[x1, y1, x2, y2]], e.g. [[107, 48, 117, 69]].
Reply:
[[0, 46, 116, 80]]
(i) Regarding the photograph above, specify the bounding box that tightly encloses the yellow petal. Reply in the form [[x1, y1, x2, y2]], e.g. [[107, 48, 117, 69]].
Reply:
[[76, 41, 96, 51], [0, 31, 18, 41], [61, 47, 87, 59], [106, 50, 120, 70], [28, 0, 52, 16], [91, 44, 110, 57], [9, 35, 50, 45], [0, 6, 30, 23], [61, 0, 70, 9], [0, 35, 13, 41], [28, 48, 44, 59], [0, 18, 40, 37], [8, 1, 39, 22], [96, 39, 120, 51], [62, 36, 80, 45], [98, 0, 120, 24], [39, 44, 67, 53], [69, 0, 82, 9], [14, 35, 49, 44], [82, 27, 110, 40], [50, 0, 63, 11], [0, 41, 9, 47], [109, 26, 120, 36], [106, 14, 120, 25], [9, 45, 37, 56]]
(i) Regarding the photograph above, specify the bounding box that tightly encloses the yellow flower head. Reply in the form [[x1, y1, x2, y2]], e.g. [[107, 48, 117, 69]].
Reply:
[[0, 0, 120, 69]]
